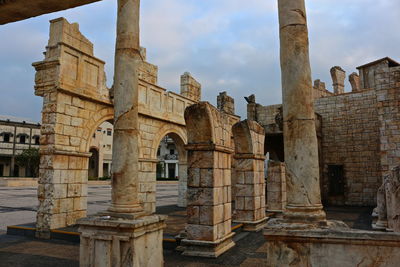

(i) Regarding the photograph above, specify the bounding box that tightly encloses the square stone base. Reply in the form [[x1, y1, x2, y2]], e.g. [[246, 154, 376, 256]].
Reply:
[[181, 232, 235, 258], [234, 217, 268, 232], [78, 214, 166, 267], [264, 227, 400, 267]]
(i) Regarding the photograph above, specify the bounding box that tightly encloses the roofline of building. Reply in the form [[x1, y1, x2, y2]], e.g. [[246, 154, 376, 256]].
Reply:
[[0, 119, 41, 128], [356, 57, 400, 69]]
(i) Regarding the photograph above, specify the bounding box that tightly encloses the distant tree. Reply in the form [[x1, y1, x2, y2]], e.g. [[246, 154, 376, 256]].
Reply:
[[16, 148, 40, 177]]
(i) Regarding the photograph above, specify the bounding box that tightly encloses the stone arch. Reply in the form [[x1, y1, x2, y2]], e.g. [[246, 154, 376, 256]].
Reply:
[[80, 107, 114, 153], [232, 119, 267, 231], [151, 124, 187, 160], [146, 123, 188, 208], [184, 102, 215, 145]]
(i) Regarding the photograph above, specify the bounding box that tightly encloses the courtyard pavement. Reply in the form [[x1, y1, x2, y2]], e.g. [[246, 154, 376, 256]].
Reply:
[[0, 183, 374, 266], [0, 183, 179, 232]]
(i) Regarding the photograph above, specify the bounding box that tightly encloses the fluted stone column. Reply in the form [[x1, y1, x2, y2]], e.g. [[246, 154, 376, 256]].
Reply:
[[108, 0, 143, 215], [278, 0, 326, 224]]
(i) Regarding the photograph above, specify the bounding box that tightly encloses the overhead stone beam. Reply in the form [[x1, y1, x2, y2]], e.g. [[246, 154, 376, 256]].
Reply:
[[0, 0, 102, 25]]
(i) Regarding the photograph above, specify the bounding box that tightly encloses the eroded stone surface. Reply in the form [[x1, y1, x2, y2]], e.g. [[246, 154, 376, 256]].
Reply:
[[182, 102, 239, 257], [278, 0, 325, 223], [232, 120, 267, 231]]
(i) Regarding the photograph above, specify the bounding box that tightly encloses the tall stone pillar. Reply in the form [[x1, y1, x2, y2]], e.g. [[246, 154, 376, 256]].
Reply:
[[107, 0, 143, 215], [276, 0, 326, 225], [182, 102, 236, 258], [232, 120, 267, 231], [78, 1, 165, 266]]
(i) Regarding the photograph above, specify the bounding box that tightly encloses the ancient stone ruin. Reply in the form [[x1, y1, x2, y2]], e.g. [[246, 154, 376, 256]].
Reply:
[[2, 0, 400, 266]]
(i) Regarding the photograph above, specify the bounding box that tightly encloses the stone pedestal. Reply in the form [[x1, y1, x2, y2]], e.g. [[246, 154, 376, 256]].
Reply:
[[78, 215, 166, 267], [232, 120, 268, 232], [264, 227, 400, 267], [181, 232, 235, 258]]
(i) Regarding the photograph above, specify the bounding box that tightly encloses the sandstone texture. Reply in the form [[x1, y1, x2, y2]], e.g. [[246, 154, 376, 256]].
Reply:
[[232, 120, 267, 231], [182, 101, 239, 257]]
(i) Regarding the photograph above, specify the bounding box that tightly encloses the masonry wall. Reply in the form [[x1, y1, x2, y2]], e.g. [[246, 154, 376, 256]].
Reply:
[[314, 90, 381, 206]]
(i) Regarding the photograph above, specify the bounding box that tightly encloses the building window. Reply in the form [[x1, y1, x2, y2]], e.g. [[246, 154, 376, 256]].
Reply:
[[170, 149, 175, 155], [19, 135, 26, 144], [3, 133, 10, 143], [107, 129, 112, 136], [34, 136, 40, 145], [97, 128, 102, 132]]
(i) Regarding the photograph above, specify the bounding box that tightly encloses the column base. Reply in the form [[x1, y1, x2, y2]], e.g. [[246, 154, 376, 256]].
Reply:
[[181, 232, 235, 258], [233, 217, 268, 232], [107, 203, 143, 214], [78, 214, 166, 267], [372, 220, 388, 230], [277, 204, 327, 229], [97, 210, 149, 220]]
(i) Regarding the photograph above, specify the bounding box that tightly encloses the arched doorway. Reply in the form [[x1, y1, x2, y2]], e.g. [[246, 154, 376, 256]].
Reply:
[[88, 148, 99, 179], [152, 130, 188, 208]]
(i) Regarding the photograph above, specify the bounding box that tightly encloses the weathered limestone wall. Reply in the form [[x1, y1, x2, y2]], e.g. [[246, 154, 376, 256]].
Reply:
[[34, 17, 198, 233], [313, 79, 334, 99], [33, 18, 113, 236], [182, 102, 239, 257], [375, 66, 400, 177], [266, 161, 286, 213], [232, 120, 267, 231], [180, 72, 201, 102], [314, 90, 381, 206], [217, 91, 235, 115]]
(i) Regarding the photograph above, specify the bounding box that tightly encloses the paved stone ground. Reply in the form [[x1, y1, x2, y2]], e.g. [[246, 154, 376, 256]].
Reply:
[[0, 183, 179, 231], [0, 183, 374, 266]]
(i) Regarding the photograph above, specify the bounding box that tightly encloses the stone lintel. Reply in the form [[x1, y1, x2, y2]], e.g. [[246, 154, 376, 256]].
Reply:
[[233, 153, 266, 160], [184, 143, 234, 153], [181, 232, 235, 258], [233, 217, 268, 232]]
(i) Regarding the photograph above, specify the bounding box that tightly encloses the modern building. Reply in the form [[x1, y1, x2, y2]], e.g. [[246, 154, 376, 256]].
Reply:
[[156, 135, 179, 179], [0, 115, 41, 177], [88, 123, 179, 180], [88, 121, 113, 179]]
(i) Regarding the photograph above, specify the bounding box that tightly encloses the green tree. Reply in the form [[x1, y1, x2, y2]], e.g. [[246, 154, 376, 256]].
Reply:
[[16, 148, 40, 177]]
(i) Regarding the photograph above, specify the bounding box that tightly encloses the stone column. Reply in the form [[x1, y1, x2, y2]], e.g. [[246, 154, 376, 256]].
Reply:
[[277, 0, 326, 224], [78, 1, 166, 266], [107, 0, 143, 215]]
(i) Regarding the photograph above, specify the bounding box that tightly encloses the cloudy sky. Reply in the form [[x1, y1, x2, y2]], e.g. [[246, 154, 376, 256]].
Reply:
[[1, 0, 399, 122]]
